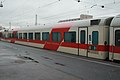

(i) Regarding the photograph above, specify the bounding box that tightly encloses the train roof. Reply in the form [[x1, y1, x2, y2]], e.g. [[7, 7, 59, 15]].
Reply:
[[110, 14, 120, 27], [8, 16, 114, 32], [8, 23, 56, 31]]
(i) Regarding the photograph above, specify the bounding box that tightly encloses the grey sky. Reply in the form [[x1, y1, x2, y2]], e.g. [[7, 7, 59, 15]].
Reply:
[[0, 0, 120, 28]]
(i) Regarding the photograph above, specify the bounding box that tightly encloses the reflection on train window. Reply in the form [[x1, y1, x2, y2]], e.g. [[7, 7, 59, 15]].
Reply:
[[64, 32, 76, 43], [23, 33, 27, 39], [42, 32, 49, 41], [80, 30, 86, 44], [52, 32, 61, 42], [115, 30, 120, 46], [29, 33, 33, 40], [19, 33, 22, 39], [35, 32, 41, 40], [92, 31, 99, 45]]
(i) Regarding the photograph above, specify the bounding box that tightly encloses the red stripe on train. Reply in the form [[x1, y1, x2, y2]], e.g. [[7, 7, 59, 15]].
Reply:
[[43, 22, 74, 50], [2, 38, 120, 53], [109, 46, 120, 54], [2, 38, 110, 52], [61, 43, 109, 51], [17, 39, 45, 44], [60, 42, 88, 49], [4, 38, 45, 44]]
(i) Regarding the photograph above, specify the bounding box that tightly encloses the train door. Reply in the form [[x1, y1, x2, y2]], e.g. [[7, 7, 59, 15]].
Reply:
[[0, 32, 2, 38], [111, 28, 120, 60], [78, 27, 88, 56]]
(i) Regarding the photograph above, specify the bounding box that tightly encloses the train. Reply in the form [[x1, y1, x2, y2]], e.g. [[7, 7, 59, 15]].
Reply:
[[0, 14, 120, 61]]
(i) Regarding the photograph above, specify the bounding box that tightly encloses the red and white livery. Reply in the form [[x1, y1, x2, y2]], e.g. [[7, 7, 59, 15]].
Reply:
[[1, 14, 120, 61]]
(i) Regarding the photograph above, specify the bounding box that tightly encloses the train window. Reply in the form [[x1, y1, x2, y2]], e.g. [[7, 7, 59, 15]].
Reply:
[[80, 30, 86, 44], [89, 35, 91, 41], [11, 33, 14, 38], [8, 33, 11, 38], [19, 33, 22, 39], [92, 31, 99, 45], [35, 32, 41, 40], [29, 33, 33, 40], [10, 33, 12, 38], [23, 33, 27, 39], [0, 33, 2, 38], [91, 19, 101, 25], [2, 34, 5, 38], [16, 33, 18, 38], [13, 33, 16, 38], [115, 30, 120, 46], [52, 32, 61, 42], [64, 32, 76, 43], [42, 32, 49, 41]]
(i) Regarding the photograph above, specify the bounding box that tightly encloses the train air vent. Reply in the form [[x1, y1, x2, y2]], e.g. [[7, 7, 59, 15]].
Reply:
[[91, 19, 101, 25]]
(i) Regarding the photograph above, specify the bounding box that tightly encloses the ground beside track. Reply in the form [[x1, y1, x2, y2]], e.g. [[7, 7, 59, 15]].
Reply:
[[0, 41, 120, 80]]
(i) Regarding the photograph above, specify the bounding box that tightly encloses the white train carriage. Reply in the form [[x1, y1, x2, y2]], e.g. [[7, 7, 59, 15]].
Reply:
[[109, 14, 120, 61], [76, 17, 113, 59], [1, 15, 120, 61]]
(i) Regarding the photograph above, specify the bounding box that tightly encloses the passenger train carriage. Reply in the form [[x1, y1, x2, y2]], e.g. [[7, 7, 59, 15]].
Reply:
[[0, 14, 120, 61], [109, 15, 120, 61]]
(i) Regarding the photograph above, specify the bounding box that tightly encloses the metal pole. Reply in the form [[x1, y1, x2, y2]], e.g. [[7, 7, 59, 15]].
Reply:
[[9, 22, 11, 29], [35, 14, 37, 26]]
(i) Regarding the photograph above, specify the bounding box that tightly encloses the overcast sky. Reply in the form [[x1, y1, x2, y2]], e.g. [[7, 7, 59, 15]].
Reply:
[[0, 0, 120, 28]]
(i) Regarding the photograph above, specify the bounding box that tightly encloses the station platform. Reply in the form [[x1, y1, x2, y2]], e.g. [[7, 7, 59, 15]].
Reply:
[[0, 41, 120, 80]]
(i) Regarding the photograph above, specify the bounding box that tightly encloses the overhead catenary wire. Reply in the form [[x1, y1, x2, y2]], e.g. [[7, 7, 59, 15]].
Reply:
[[34, 1, 120, 24], [7, 0, 61, 20], [1, 0, 120, 26], [0, 0, 112, 19], [9, 0, 119, 22], [7, 1, 120, 25], [39, 1, 120, 19], [8, 0, 34, 15], [13, 3, 120, 24], [0, 0, 61, 25], [6, 0, 61, 25], [15, 0, 120, 20], [38, 0, 60, 8]]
